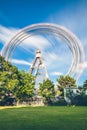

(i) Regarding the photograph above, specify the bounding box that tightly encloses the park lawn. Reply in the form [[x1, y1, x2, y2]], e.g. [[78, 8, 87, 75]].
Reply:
[[0, 106, 87, 130]]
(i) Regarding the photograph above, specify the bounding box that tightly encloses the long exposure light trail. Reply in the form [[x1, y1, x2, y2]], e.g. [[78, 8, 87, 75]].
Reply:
[[1, 23, 85, 80]]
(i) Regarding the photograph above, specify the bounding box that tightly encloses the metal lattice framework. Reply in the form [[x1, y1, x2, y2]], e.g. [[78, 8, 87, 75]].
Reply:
[[29, 49, 49, 80], [1, 23, 85, 80]]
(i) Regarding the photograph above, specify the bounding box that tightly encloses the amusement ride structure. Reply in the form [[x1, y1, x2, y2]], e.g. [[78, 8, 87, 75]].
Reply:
[[29, 49, 49, 84], [1, 23, 85, 83]]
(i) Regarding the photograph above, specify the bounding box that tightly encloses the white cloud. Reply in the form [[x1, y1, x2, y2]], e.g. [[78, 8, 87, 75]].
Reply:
[[50, 72, 63, 76], [20, 35, 51, 51], [12, 59, 31, 66], [0, 24, 79, 80], [76, 62, 87, 75], [82, 62, 87, 68], [43, 51, 62, 67], [78, 62, 87, 69], [0, 25, 18, 44], [0, 24, 64, 71], [45, 52, 58, 60], [0, 25, 51, 54]]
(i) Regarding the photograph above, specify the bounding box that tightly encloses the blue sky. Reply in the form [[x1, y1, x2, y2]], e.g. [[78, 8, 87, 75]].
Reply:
[[0, 0, 87, 86]]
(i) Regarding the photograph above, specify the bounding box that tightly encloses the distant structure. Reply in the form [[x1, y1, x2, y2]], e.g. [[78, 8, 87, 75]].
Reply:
[[29, 49, 49, 86]]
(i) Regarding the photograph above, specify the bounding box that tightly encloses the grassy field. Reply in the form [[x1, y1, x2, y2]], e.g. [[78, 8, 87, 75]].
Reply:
[[0, 106, 87, 130]]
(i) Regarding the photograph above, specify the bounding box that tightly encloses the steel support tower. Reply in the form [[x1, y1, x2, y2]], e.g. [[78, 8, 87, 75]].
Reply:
[[29, 49, 49, 86]]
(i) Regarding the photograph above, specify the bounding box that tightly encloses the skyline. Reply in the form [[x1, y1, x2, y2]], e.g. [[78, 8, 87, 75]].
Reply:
[[0, 0, 87, 85]]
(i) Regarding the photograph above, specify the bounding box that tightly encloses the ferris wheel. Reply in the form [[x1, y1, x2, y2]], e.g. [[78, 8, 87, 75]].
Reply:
[[1, 23, 85, 81]]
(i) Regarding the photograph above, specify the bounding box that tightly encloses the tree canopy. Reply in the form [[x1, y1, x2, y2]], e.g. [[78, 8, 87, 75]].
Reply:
[[0, 56, 35, 105], [0, 55, 87, 106], [57, 75, 77, 88], [39, 79, 55, 104]]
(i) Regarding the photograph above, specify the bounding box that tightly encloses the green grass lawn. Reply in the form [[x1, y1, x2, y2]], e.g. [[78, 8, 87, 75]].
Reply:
[[0, 106, 87, 130]]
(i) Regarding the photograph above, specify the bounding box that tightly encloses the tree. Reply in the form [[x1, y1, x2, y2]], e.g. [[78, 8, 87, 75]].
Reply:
[[0, 56, 19, 105], [83, 80, 87, 88], [15, 71, 35, 102], [0, 56, 35, 105], [39, 79, 55, 104], [56, 75, 77, 100], [57, 75, 77, 88]]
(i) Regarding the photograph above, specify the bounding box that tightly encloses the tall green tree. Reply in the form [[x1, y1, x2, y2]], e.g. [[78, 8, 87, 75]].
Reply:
[[57, 75, 77, 88], [39, 79, 55, 104], [0, 56, 35, 105], [57, 75, 77, 98], [15, 71, 35, 101]]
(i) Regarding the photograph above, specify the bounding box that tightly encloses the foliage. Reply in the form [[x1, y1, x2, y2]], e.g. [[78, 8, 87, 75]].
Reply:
[[57, 75, 77, 88], [72, 95, 87, 106], [64, 86, 87, 106], [39, 79, 55, 104], [52, 98, 67, 106], [15, 71, 35, 101], [83, 80, 87, 89], [57, 75, 77, 98], [71, 86, 87, 106], [0, 56, 35, 105], [1, 55, 87, 106]]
